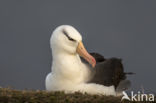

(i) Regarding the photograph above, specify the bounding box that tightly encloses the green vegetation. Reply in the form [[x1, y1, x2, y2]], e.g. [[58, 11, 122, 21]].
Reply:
[[0, 88, 155, 103]]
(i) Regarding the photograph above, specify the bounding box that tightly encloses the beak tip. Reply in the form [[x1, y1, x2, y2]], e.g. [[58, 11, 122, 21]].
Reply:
[[92, 59, 96, 68], [92, 64, 96, 68]]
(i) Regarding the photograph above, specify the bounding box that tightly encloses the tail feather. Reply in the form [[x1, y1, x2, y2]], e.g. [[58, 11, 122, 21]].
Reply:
[[124, 72, 135, 75]]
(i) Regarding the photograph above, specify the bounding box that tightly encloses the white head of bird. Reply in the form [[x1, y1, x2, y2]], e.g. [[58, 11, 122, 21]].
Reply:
[[50, 25, 96, 69]]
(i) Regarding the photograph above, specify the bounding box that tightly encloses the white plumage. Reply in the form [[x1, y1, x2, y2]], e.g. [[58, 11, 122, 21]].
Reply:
[[45, 25, 116, 96]]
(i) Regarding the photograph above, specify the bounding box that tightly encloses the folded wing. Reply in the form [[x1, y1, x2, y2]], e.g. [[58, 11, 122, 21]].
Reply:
[[81, 52, 133, 91]]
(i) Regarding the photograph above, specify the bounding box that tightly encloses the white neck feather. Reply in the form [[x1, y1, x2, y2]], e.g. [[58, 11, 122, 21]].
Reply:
[[51, 50, 86, 83]]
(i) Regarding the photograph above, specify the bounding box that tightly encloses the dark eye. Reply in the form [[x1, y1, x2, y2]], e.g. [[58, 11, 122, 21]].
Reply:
[[62, 30, 76, 42]]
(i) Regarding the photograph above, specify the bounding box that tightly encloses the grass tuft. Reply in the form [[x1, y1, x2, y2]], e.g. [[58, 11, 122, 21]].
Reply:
[[0, 88, 155, 103]]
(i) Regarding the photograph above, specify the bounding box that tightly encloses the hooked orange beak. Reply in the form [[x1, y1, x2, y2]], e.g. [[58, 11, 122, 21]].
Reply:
[[76, 41, 96, 68]]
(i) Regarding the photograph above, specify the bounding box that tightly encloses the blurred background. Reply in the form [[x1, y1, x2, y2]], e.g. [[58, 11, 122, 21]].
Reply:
[[0, 0, 155, 93]]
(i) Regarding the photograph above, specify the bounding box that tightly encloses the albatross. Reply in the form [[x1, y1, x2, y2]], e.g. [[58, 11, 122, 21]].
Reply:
[[45, 25, 132, 96]]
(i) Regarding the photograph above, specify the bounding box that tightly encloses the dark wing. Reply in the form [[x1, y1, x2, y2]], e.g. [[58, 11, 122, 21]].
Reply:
[[88, 57, 126, 89], [81, 52, 131, 90]]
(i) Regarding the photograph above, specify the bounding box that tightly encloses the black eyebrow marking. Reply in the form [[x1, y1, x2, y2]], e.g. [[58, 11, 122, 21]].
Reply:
[[62, 29, 76, 42]]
